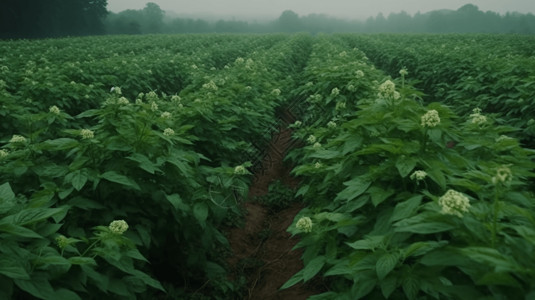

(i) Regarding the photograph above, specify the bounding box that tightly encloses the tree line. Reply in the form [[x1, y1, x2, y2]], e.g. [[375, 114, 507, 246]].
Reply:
[[106, 3, 535, 35], [1, 0, 108, 38], [1, 2, 535, 39]]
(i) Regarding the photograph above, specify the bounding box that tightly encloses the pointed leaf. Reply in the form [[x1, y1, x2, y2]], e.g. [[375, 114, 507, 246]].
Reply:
[[303, 256, 325, 282], [376, 253, 399, 280]]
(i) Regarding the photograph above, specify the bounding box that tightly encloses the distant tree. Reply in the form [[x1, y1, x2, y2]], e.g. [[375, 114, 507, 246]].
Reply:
[[0, 0, 108, 38], [277, 10, 302, 32], [143, 2, 164, 33]]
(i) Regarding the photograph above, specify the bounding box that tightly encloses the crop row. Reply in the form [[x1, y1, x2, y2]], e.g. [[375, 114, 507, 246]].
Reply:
[[285, 35, 535, 299], [344, 34, 535, 147], [0, 34, 312, 299]]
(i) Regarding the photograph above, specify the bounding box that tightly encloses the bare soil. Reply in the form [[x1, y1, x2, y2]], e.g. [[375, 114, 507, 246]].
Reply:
[[226, 123, 324, 299]]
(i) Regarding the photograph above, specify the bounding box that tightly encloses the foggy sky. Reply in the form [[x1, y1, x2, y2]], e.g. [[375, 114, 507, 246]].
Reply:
[[106, 0, 535, 20]]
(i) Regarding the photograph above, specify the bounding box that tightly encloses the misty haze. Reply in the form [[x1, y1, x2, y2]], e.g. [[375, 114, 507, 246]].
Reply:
[[1, 1, 535, 300]]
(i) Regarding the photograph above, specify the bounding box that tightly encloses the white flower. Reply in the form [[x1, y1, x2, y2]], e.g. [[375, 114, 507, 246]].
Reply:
[[146, 91, 158, 102], [469, 108, 487, 126], [202, 80, 218, 91], [163, 128, 175, 136], [313, 142, 322, 149], [377, 80, 397, 99], [347, 84, 356, 92], [235, 57, 245, 64], [9, 135, 27, 144], [110, 86, 122, 95], [331, 87, 340, 97], [150, 101, 158, 112], [293, 120, 302, 127], [335, 101, 346, 110], [49, 105, 61, 115], [356, 70, 364, 78], [296, 217, 313, 233], [161, 112, 171, 119], [0, 149, 8, 158], [421, 110, 440, 128], [80, 129, 94, 139], [410, 170, 427, 181], [438, 190, 471, 217], [399, 68, 409, 76], [491, 165, 513, 186], [234, 165, 248, 175], [327, 121, 337, 128], [109, 220, 129, 234], [171, 95, 181, 103], [314, 162, 322, 169], [117, 97, 129, 105], [271, 89, 281, 96], [306, 135, 317, 144]]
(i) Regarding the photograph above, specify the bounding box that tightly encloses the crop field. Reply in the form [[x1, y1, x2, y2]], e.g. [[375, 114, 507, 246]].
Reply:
[[1, 33, 534, 300]]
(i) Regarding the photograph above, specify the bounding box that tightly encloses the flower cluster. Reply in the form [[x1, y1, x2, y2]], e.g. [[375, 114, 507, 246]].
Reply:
[[438, 190, 471, 217], [347, 84, 356, 92], [296, 217, 313, 233], [146, 91, 158, 102], [331, 87, 340, 97], [150, 101, 159, 112], [399, 68, 409, 76], [293, 120, 302, 127], [421, 110, 440, 128], [410, 170, 427, 181], [314, 162, 322, 169], [117, 97, 129, 105], [80, 129, 94, 139], [10, 135, 27, 144], [56, 235, 69, 249], [271, 89, 281, 96], [202, 80, 218, 91], [110, 86, 122, 95], [377, 80, 400, 100], [109, 220, 129, 235], [313, 142, 322, 149], [327, 121, 337, 128], [356, 70, 365, 78], [492, 165, 513, 186], [160, 112, 171, 119], [306, 135, 317, 144], [163, 128, 175, 136], [49, 105, 61, 115], [234, 165, 248, 175], [469, 107, 487, 126], [335, 101, 346, 110], [0, 149, 8, 159]]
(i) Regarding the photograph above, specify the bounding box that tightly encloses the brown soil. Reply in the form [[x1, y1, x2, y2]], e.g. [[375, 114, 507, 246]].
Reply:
[[226, 121, 323, 300]]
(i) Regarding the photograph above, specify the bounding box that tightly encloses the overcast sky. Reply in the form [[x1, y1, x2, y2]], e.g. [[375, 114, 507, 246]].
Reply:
[[106, 0, 535, 20]]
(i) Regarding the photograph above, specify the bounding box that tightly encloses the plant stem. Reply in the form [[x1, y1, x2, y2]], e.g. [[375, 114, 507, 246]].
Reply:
[[81, 239, 100, 257]]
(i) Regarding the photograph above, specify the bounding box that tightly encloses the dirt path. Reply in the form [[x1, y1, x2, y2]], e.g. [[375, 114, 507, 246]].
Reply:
[[227, 115, 323, 299]]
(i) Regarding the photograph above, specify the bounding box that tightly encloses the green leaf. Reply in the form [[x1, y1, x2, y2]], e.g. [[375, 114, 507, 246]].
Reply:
[[166, 193, 188, 211], [395, 221, 455, 234], [396, 156, 417, 178], [71, 170, 87, 191], [347, 236, 384, 250], [193, 202, 208, 224], [369, 186, 395, 207], [0, 222, 42, 238], [3, 207, 68, 226], [53, 288, 82, 300], [476, 272, 521, 287], [42, 138, 79, 151], [280, 269, 304, 290], [100, 171, 140, 190], [403, 241, 448, 258], [380, 276, 397, 298], [0, 258, 30, 279], [0, 182, 15, 202], [376, 253, 399, 280], [127, 153, 160, 174], [390, 195, 422, 222], [15, 275, 55, 299], [68, 257, 97, 266], [131, 270, 165, 291], [336, 177, 372, 202], [402, 276, 420, 300], [303, 256, 325, 282]]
